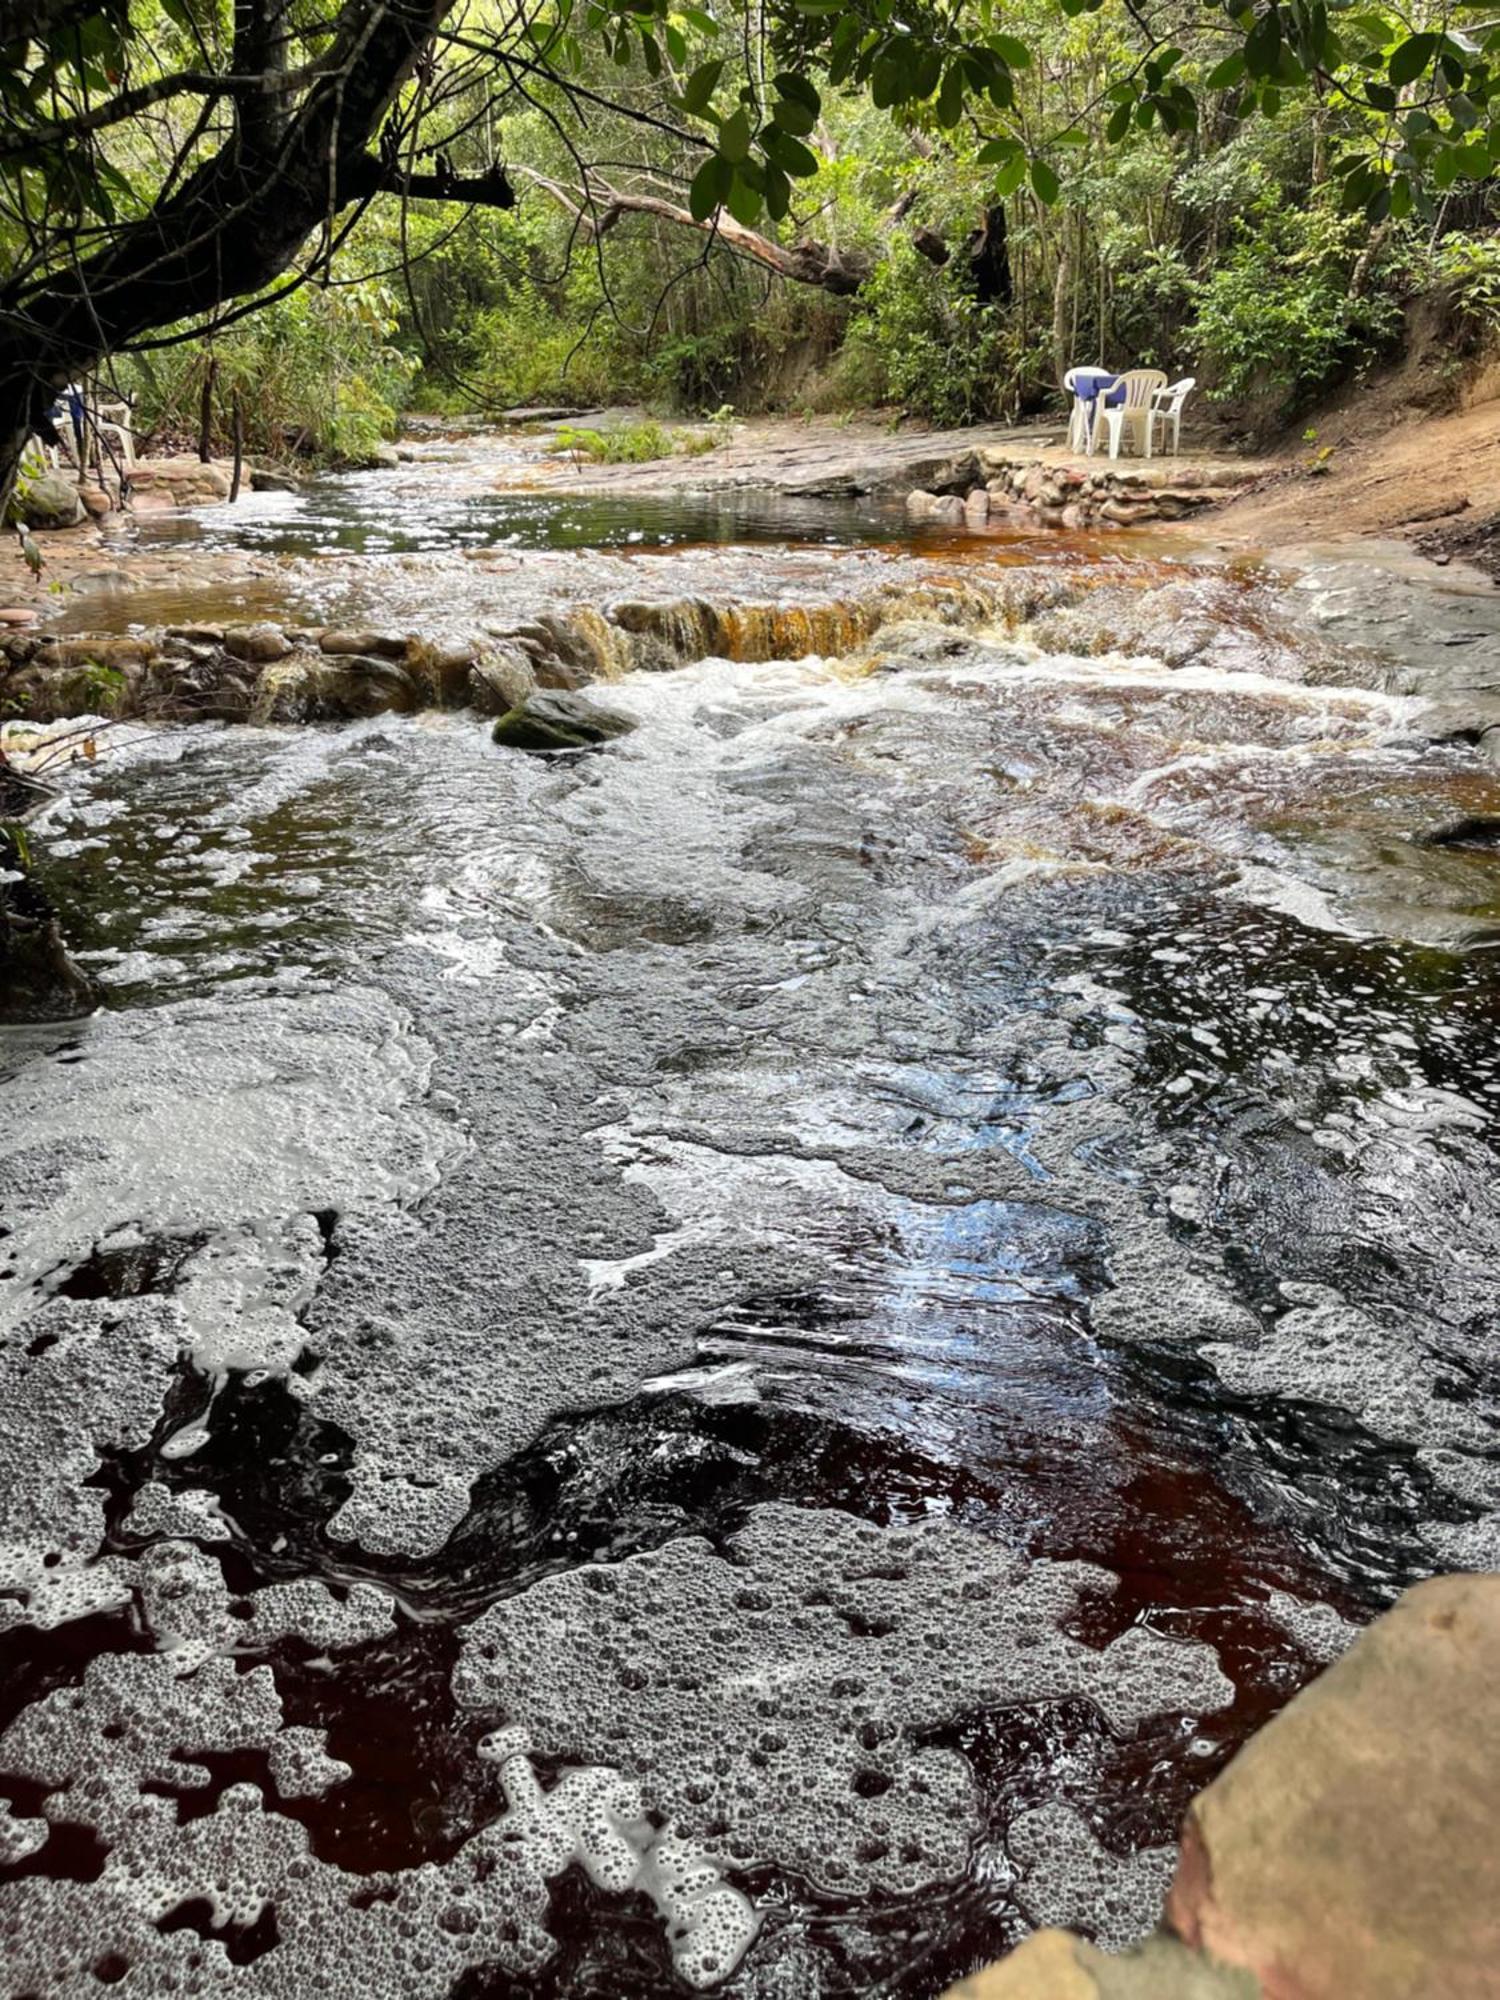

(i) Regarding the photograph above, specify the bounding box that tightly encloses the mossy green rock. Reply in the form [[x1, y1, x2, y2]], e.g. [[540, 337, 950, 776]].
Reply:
[[491, 691, 637, 754]]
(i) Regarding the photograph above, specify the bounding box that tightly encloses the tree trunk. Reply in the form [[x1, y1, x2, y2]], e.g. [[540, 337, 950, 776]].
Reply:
[[1051, 222, 1075, 386], [198, 357, 219, 463], [229, 389, 245, 501]]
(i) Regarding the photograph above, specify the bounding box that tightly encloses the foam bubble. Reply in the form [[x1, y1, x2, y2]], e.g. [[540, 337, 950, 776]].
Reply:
[[454, 1503, 1233, 1897]]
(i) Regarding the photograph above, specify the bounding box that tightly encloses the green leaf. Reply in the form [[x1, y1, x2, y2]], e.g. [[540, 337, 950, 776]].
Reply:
[[994, 152, 1028, 197], [1030, 156, 1060, 202], [681, 57, 723, 112], [1454, 137, 1493, 175], [1206, 52, 1247, 87], [871, 52, 902, 107], [764, 162, 792, 219], [773, 93, 818, 135], [762, 125, 819, 175], [1245, 9, 1282, 77], [1389, 171, 1414, 217], [1388, 31, 1437, 84], [689, 153, 732, 220], [725, 168, 763, 226], [664, 21, 686, 63], [989, 31, 1032, 67], [936, 61, 965, 126], [719, 106, 752, 159], [976, 135, 1020, 163], [773, 71, 820, 110], [1106, 99, 1133, 141], [910, 46, 943, 98]]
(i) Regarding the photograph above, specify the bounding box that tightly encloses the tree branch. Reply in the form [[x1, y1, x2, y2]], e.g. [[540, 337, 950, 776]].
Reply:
[[348, 154, 517, 207], [516, 169, 869, 294]]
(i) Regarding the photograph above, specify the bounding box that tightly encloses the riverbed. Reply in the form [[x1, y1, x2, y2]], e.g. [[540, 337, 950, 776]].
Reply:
[[3, 434, 1500, 1997]]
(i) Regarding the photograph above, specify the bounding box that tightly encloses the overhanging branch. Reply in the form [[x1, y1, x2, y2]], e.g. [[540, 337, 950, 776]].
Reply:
[[517, 168, 869, 295]]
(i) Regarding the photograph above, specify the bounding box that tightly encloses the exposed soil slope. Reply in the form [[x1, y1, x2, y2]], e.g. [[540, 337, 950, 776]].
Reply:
[[1214, 391, 1500, 576]]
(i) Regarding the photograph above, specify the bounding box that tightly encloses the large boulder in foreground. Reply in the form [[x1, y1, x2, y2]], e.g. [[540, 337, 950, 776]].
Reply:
[[491, 690, 637, 754], [1167, 1572, 1500, 1998], [942, 1574, 1500, 2000], [942, 1930, 1250, 1999]]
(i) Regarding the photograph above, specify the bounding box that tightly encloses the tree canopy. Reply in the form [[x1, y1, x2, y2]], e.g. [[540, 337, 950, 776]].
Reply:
[[1, 0, 1497, 493]]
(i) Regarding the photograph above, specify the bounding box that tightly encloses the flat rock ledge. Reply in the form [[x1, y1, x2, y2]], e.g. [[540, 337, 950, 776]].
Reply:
[[908, 453, 1259, 533], [942, 1573, 1500, 2000]]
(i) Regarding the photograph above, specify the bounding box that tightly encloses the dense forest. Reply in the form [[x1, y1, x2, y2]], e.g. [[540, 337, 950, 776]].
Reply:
[[3, 0, 1498, 477]]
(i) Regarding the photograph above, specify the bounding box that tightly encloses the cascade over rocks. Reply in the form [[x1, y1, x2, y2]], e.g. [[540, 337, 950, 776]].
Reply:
[[0, 568, 1076, 728]]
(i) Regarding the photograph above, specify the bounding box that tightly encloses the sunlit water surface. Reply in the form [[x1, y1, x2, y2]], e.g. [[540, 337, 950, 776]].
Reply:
[[4, 464, 1500, 1997]]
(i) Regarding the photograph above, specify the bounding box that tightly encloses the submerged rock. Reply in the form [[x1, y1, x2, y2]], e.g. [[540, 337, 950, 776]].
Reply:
[[0, 831, 99, 1022], [468, 643, 537, 715], [318, 627, 409, 659], [222, 621, 291, 664], [906, 489, 966, 526], [491, 689, 637, 753]]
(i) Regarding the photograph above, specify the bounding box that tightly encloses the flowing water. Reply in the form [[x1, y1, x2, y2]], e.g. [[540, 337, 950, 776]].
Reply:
[[4, 448, 1500, 1997]]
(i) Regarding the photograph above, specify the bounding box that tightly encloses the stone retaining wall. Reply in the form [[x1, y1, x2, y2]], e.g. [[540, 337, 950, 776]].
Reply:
[[907, 454, 1258, 533]]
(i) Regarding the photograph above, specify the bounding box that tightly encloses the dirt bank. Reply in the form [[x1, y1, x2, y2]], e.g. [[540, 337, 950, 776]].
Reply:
[[1211, 393, 1500, 577]]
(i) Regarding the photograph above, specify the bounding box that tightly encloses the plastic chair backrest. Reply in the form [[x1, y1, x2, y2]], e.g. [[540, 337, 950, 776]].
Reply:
[[1116, 369, 1168, 409], [1158, 376, 1195, 413]]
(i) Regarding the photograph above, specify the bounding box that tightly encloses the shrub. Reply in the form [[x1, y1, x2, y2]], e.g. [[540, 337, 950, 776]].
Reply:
[[1185, 206, 1403, 407]]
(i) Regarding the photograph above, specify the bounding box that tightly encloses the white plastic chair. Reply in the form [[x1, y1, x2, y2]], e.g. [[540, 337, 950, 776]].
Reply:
[[1096, 369, 1168, 460], [1063, 366, 1116, 455], [92, 398, 137, 467], [1147, 377, 1195, 458]]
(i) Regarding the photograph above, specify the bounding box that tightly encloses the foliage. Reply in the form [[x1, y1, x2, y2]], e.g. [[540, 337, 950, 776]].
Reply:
[[1186, 202, 1405, 402], [550, 418, 724, 462], [837, 240, 1013, 424], [1, 0, 1497, 471], [1433, 232, 1500, 342], [122, 281, 416, 465]]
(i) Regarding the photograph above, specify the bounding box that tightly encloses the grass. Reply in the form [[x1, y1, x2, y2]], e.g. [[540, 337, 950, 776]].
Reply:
[[549, 415, 732, 465]]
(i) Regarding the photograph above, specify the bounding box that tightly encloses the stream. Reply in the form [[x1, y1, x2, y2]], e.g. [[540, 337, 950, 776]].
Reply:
[[4, 435, 1500, 1997]]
